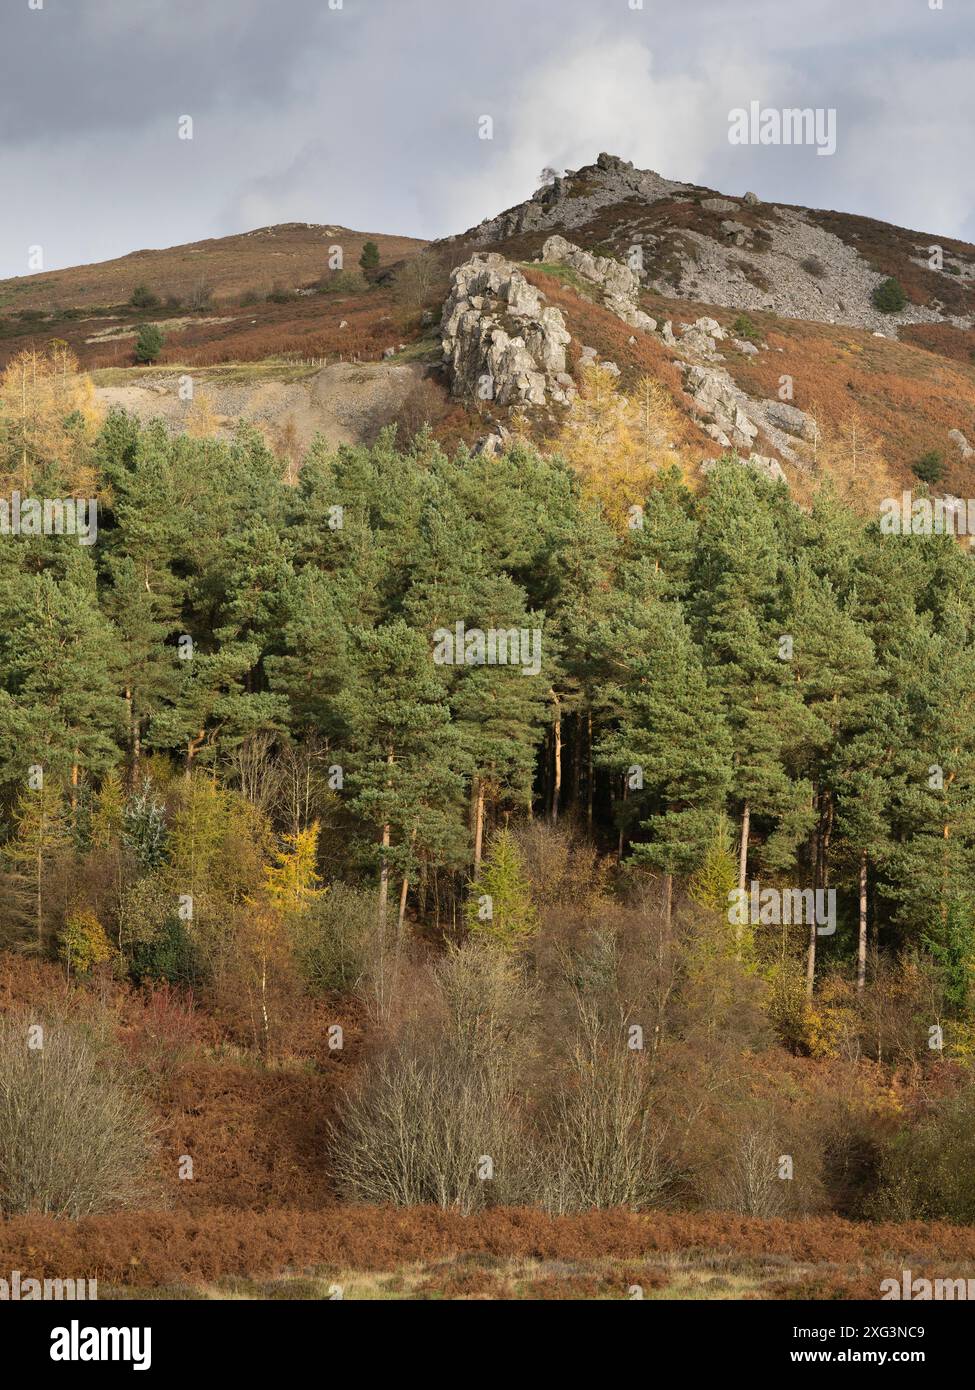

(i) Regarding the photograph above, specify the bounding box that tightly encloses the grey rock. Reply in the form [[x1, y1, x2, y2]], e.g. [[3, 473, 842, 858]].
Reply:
[[762, 399, 816, 440], [440, 252, 574, 407], [949, 428, 974, 459]]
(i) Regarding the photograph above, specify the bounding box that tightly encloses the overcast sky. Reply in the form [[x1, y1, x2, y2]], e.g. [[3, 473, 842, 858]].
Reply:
[[1, 0, 972, 279]]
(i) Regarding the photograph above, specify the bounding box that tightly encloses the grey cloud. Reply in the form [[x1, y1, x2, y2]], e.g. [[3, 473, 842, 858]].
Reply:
[[1, 0, 973, 279]]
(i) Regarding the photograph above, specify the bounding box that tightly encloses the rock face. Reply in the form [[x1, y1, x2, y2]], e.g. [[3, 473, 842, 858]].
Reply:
[[465, 152, 688, 244], [447, 152, 974, 340], [683, 364, 760, 451], [540, 234, 656, 332], [949, 428, 974, 460], [762, 399, 816, 440], [440, 253, 573, 407]]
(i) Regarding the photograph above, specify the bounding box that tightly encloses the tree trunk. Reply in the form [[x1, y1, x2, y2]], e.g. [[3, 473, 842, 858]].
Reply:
[[378, 747, 394, 928], [618, 775, 627, 864], [378, 820, 390, 927], [738, 801, 750, 894], [662, 872, 673, 935], [805, 914, 817, 997], [35, 834, 43, 948], [260, 942, 270, 1060], [586, 710, 594, 829], [857, 851, 868, 994], [472, 779, 486, 873], [550, 693, 561, 825], [397, 872, 410, 946]]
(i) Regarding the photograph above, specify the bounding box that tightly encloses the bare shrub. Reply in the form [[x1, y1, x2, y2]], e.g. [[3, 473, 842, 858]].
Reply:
[[724, 1123, 789, 1217], [387, 376, 448, 445], [512, 821, 607, 912], [329, 943, 536, 1211], [392, 250, 453, 311], [538, 1000, 669, 1213], [0, 1013, 157, 1218]]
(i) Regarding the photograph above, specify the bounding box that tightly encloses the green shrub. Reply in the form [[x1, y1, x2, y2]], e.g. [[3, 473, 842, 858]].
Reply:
[[129, 916, 203, 989], [872, 277, 907, 314], [912, 449, 945, 485], [134, 323, 164, 363], [292, 884, 375, 994], [318, 269, 367, 295], [870, 1087, 975, 1223], [129, 284, 160, 310], [732, 312, 761, 342]]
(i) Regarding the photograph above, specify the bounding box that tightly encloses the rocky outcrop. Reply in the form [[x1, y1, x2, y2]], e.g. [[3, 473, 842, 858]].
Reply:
[[762, 399, 816, 441], [461, 152, 688, 245], [949, 428, 974, 460], [440, 253, 574, 407], [448, 153, 974, 340], [539, 234, 656, 332], [683, 364, 760, 451]]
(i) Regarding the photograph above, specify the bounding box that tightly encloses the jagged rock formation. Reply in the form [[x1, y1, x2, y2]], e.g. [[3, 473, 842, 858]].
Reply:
[[450, 153, 975, 338], [465, 152, 687, 244], [539, 235, 656, 332], [683, 364, 760, 452], [440, 253, 574, 407]]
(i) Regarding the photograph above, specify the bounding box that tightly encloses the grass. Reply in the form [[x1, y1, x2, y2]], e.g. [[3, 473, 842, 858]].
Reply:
[[91, 357, 329, 388], [99, 1250, 910, 1301], [528, 261, 598, 299]]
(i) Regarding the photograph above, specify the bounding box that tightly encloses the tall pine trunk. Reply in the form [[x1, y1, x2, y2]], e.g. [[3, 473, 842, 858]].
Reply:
[[550, 693, 561, 825], [857, 851, 867, 994], [472, 779, 486, 872], [397, 871, 409, 945], [738, 800, 750, 893]]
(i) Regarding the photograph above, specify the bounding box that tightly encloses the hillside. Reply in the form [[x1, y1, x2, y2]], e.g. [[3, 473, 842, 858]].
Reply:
[[2, 155, 974, 497], [7, 160, 975, 1308], [0, 221, 427, 372]]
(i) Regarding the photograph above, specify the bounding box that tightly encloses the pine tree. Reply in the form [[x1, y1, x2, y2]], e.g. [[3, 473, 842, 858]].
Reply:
[[466, 828, 538, 950]]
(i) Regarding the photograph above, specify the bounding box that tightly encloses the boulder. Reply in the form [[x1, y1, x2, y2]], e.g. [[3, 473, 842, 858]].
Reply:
[[949, 428, 974, 459], [762, 399, 816, 440], [440, 252, 574, 407], [540, 234, 655, 332]]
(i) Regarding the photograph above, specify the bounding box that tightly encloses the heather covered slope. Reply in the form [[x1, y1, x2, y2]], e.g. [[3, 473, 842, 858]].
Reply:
[[451, 153, 975, 345], [2, 156, 975, 491]]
